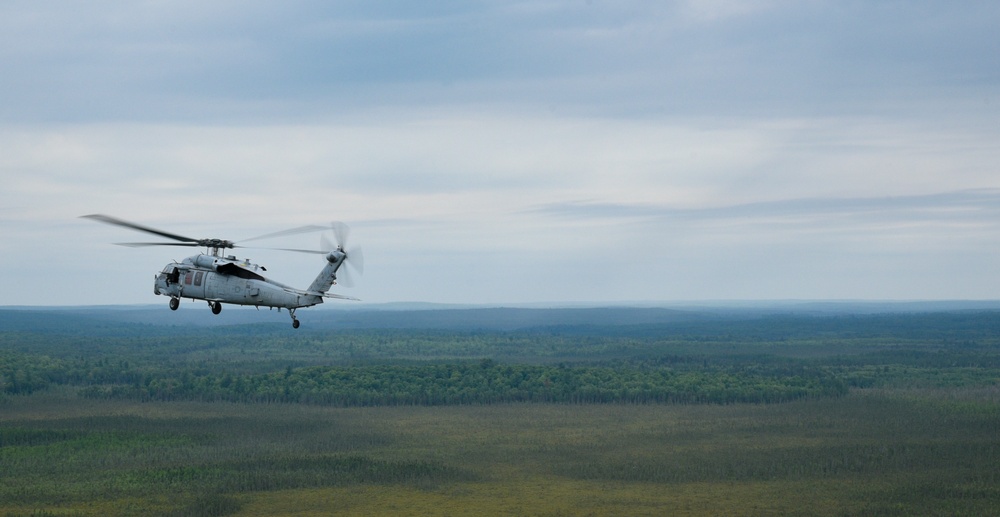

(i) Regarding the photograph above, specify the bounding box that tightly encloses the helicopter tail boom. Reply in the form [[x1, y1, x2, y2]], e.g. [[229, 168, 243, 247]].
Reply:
[[306, 250, 347, 295]]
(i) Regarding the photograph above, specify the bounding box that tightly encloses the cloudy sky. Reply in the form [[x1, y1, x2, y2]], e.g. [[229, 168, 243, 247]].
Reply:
[[2, 1, 999, 307]]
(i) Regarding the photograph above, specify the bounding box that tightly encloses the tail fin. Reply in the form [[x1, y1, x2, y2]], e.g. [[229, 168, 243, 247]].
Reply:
[[307, 251, 346, 294]]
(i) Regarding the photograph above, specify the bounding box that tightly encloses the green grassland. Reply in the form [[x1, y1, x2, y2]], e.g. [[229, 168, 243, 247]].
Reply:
[[1, 308, 999, 515]]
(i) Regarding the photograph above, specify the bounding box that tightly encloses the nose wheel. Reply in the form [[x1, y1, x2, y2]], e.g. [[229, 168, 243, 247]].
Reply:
[[209, 301, 222, 315], [289, 308, 300, 329], [169, 297, 179, 311]]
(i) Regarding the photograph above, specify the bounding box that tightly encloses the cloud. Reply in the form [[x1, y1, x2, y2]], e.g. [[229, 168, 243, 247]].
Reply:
[[1, 1, 1000, 304], [534, 189, 1000, 223], [530, 189, 1000, 261], [2, 1, 997, 123]]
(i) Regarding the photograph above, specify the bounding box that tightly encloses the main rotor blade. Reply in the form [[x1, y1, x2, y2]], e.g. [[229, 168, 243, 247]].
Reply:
[[82, 214, 199, 243], [115, 242, 202, 248], [257, 247, 328, 255], [240, 225, 330, 243], [320, 233, 335, 253]]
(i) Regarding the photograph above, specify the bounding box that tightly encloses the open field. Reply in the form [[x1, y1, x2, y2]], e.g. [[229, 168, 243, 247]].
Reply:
[[1, 307, 999, 515], [2, 389, 999, 516]]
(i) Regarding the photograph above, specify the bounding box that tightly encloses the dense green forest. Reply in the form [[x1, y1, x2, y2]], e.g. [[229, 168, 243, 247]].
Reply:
[[3, 308, 999, 405], [1, 307, 999, 515]]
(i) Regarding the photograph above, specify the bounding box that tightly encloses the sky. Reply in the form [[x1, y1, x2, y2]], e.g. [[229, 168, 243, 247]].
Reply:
[[2, 1, 999, 306]]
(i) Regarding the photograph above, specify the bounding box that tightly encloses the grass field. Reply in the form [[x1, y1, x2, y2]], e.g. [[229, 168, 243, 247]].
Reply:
[[3, 308, 1000, 515], [2, 386, 998, 516]]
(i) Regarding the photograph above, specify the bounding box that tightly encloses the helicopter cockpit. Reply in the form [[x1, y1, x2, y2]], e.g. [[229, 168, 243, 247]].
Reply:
[[160, 265, 180, 284]]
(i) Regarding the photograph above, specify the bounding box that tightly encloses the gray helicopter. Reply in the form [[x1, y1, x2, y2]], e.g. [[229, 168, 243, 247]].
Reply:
[[82, 214, 363, 328]]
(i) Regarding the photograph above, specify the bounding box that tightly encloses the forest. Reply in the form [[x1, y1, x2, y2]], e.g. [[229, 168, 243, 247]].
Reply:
[[1, 305, 998, 515]]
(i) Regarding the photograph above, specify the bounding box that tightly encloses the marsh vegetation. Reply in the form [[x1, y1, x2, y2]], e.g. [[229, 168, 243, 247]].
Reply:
[[1, 308, 998, 515]]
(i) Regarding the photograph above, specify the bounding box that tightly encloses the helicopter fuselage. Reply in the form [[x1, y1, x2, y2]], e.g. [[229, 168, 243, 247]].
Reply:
[[153, 251, 350, 327], [81, 214, 360, 329], [154, 254, 322, 310]]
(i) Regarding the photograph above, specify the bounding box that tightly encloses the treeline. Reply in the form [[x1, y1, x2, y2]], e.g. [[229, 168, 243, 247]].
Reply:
[[1, 348, 849, 405], [4, 309, 1000, 407], [10, 344, 995, 405], [75, 361, 847, 405], [0, 352, 141, 395]]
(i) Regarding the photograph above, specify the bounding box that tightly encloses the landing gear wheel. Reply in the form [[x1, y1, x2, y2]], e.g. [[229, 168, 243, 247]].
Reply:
[[289, 308, 300, 329], [210, 302, 222, 315], [292, 319, 300, 329], [169, 298, 179, 311]]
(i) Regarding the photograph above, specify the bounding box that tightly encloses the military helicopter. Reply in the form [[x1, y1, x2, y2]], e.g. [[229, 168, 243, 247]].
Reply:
[[82, 214, 363, 328]]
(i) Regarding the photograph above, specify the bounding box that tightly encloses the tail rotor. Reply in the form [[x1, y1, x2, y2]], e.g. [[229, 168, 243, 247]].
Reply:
[[325, 222, 364, 287]]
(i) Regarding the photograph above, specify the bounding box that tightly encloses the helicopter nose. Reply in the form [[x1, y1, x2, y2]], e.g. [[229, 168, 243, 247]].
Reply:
[[153, 275, 166, 295]]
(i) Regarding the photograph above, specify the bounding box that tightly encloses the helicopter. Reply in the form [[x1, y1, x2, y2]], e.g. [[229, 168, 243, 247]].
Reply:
[[81, 214, 363, 328]]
